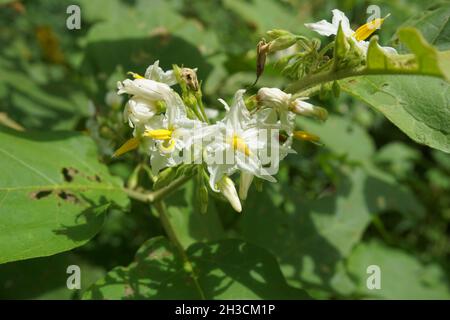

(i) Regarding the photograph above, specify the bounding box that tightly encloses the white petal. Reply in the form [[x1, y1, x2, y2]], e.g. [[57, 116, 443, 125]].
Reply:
[[305, 20, 337, 37], [239, 172, 254, 200], [331, 9, 353, 35], [381, 46, 398, 55], [145, 60, 177, 86]]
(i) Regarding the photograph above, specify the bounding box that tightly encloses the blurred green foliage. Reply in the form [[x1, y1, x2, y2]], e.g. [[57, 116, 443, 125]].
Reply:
[[0, 0, 449, 299]]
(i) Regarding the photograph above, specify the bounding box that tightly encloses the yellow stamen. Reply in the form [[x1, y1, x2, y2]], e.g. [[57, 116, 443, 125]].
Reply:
[[232, 135, 252, 157], [353, 15, 389, 41], [113, 137, 140, 157], [127, 71, 145, 79], [293, 131, 320, 143], [144, 129, 172, 140]]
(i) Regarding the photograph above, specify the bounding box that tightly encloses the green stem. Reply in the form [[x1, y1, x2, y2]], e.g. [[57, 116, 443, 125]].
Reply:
[[285, 68, 365, 94], [124, 173, 193, 203], [286, 67, 444, 94], [197, 97, 210, 124], [153, 201, 206, 299]]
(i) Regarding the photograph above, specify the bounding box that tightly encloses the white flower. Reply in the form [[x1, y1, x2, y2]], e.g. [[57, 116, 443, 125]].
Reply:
[[144, 60, 177, 86], [305, 9, 397, 55], [204, 90, 276, 194], [143, 92, 205, 175]]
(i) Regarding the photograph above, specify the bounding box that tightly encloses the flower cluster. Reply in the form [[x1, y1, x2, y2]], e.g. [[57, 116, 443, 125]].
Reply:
[[114, 61, 326, 212], [113, 10, 394, 212]]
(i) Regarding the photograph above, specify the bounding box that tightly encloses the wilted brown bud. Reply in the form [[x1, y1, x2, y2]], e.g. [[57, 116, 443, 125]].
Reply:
[[181, 68, 199, 91], [254, 39, 270, 85]]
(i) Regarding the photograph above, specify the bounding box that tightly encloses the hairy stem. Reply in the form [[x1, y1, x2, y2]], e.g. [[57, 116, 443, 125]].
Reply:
[[286, 67, 444, 94]]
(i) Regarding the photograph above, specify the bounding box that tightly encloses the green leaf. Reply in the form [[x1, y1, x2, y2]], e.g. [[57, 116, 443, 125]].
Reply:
[[394, 3, 450, 51], [0, 66, 89, 130], [366, 28, 449, 81], [157, 181, 225, 249], [297, 115, 376, 162], [347, 240, 450, 299], [0, 252, 105, 299], [0, 127, 128, 264], [238, 158, 424, 296], [83, 237, 309, 299], [238, 168, 372, 294], [223, 0, 300, 34], [340, 75, 450, 153]]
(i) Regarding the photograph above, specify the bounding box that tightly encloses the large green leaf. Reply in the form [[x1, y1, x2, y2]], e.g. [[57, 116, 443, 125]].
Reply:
[[159, 182, 225, 249], [238, 168, 371, 294], [239, 170, 424, 296], [0, 127, 128, 264], [340, 75, 450, 153], [297, 115, 375, 162], [346, 240, 450, 299], [84, 237, 309, 299], [394, 2, 450, 51], [0, 252, 104, 299]]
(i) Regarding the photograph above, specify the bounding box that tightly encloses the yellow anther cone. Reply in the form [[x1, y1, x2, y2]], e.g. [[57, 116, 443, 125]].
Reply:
[[293, 131, 321, 143], [353, 15, 389, 41], [144, 129, 172, 140], [113, 137, 140, 157]]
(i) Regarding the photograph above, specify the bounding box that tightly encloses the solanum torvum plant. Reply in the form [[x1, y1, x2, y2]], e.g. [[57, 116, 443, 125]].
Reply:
[[114, 9, 449, 218]]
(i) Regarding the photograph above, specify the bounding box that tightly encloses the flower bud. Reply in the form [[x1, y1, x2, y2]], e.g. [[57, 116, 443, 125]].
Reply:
[[257, 87, 291, 109], [290, 98, 328, 121], [217, 176, 242, 213], [266, 29, 293, 40], [268, 35, 297, 52], [199, 185, 209, 214]]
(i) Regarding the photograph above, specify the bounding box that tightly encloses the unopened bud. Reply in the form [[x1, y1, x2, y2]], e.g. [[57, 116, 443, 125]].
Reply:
[[268, 36, 297, 52], [217, 176, 242, 213], [185, 92, 197, 108], [199, 185, 209, 214], [332, 81, 341, 98], [290, 98, 328, 121], [153, 167, 176, 190], [257, 87, 291, 109], [266, 29, 293, 40]]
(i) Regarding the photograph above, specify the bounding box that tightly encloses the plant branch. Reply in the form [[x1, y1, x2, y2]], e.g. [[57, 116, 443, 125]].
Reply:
[[124, 172, 193, 203], [153, 200, 206, 299], [285, 67, 445, 95]]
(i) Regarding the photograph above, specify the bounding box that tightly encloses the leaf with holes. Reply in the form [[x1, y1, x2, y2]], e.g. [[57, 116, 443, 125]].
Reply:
[[0, 127, 128, 264]]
